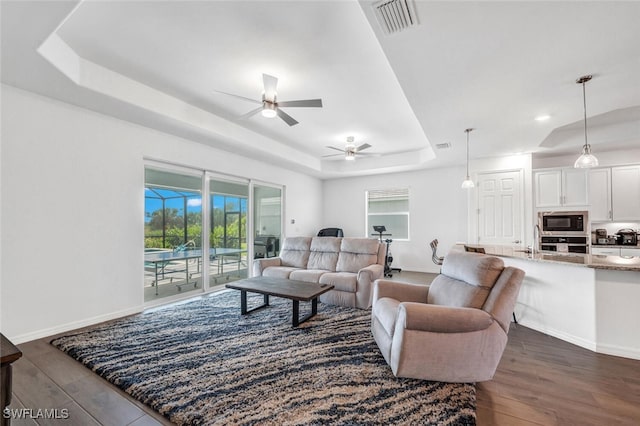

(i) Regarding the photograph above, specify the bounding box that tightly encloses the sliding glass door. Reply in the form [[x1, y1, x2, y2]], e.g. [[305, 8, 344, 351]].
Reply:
[[143, 164, 283, 303], [209, 176, 249, 285], [144, 167, 203, 302], [253, 184, 282, 260]]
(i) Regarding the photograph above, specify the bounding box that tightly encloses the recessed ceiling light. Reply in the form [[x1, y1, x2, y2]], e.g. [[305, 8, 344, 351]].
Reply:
[[535, 115, 551, 121]]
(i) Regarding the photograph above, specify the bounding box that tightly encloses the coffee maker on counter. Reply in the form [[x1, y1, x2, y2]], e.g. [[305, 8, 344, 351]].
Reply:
[[593, 228, 618, 245], [616, 229, 638, 246]]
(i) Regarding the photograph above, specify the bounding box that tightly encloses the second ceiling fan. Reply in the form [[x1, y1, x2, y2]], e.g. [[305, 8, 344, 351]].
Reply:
[[324, 137, 373, 161], [215, 73, 322, 126]]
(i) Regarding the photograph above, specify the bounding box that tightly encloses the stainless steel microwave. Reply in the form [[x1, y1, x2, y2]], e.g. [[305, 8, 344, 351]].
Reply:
[[538, 211, 588, 234]]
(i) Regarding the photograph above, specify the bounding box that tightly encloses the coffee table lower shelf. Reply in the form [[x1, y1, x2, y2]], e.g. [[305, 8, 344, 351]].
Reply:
[[225, 277, 334, 327]]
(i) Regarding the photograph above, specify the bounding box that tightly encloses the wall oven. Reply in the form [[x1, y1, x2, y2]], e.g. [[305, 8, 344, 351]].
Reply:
[[540, 236, 589, 253]]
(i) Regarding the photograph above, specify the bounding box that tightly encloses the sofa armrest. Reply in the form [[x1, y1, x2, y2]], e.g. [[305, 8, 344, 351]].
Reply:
[[252, 257, 282, 276], [358, 263, 384, 283], [398, 303, 494, 333], [373, 280, 429, 304]]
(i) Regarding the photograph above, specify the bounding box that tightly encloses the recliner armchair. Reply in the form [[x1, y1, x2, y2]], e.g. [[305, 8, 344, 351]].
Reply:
[[371, 250, 524, 383]]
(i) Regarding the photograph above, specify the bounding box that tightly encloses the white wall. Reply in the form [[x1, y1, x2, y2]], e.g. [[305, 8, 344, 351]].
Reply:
[[0, 85, 323, 342], [322, 167, 469, 273]]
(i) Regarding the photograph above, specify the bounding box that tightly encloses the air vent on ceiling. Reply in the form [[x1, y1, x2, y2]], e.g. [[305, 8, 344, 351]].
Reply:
[[436, 143, 451, 150], [372, 0, 419, 35]]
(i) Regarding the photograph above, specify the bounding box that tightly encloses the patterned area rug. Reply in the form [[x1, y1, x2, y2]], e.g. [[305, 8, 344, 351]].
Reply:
[[51, 290, 476, 425]]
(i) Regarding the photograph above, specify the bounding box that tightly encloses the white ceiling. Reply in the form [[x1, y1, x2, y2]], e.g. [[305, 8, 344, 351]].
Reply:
[[2, 1, 640, 179]]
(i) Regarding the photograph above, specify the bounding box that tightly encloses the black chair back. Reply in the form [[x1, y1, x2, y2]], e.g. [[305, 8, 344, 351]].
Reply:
[[317, 228, 344, 237]]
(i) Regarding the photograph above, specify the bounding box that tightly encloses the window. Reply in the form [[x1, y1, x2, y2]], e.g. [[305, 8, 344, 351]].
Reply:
[[366, 188, 409, 240]]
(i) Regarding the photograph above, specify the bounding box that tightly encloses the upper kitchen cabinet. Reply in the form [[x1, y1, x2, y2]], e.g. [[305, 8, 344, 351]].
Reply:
[[589, 168, 612, 221], [611, 165, 640, 220], [534, 168, 588, 208]]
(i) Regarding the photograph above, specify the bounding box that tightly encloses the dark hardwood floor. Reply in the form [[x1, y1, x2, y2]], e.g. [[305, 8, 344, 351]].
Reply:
[[476, 324, 640, 425], [8, 272, 640, 425]]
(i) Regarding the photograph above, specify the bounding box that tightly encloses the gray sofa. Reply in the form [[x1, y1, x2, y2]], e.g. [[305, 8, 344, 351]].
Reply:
[[371, 250, 524, 382], [252, 236, 385, 309]]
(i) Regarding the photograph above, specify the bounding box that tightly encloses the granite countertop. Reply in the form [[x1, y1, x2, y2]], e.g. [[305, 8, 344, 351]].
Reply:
[[456, 244, 640, 272], [591, 244, 640, 249]]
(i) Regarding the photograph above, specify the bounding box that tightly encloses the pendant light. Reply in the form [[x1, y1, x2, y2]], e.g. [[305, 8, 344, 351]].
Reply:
[[461, 128, 475, 189], [574, 75, 599, 168]]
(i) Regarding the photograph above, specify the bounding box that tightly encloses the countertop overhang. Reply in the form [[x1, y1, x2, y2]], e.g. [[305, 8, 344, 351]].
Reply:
[[457, 244, 640, 272]]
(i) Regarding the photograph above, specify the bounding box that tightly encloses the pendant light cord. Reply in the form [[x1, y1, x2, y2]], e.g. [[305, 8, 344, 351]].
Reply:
[[582, 80, 588, 149], [466, 130, 470, 177]]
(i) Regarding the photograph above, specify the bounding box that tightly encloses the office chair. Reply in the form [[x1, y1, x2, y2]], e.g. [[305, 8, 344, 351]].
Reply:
[[317, 228, 344, 237]]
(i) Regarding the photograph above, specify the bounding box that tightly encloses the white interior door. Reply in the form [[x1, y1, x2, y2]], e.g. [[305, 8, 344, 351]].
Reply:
[[477, 171, 523, 246]]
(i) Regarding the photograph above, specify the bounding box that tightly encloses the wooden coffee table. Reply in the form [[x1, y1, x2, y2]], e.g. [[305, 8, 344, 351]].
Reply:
[[225, 276, 334, 327]]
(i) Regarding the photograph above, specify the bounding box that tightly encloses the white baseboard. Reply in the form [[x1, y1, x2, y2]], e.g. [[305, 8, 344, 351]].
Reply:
[[596, 342, 640, 361], [517, 318, 597, 352], [517, 319, 640, 361], [10, 306, 144, 345]]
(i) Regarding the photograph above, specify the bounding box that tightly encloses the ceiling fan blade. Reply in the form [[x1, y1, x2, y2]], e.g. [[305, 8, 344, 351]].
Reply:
[[213, 90, 261, 105], [263, 74, 278, 99], [239, 106, 264, 120], [276, 108, 298, 126], [322, 153, 343, 158], [356, 143, 371, 152], [277, 99, 323, 108], [325, 146, 345, 153]]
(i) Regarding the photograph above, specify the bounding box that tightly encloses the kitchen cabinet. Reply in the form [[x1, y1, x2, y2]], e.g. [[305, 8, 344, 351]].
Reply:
[[591, 247, 640, 256], [611, 165, 640, 220], [621, 248, 640, 257], [534, 168, 588, 208], [588, 168, 612, 221], [591, 247, 621, 256]]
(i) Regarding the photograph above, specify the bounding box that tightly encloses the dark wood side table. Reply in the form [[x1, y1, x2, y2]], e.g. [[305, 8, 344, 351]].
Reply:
[[1, 334, 22, 426]]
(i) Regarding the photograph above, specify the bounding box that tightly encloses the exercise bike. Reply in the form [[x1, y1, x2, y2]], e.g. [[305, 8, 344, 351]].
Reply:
[[372, 226, 402, 278]]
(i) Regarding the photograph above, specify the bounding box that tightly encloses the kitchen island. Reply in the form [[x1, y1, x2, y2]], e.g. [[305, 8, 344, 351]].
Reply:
[[458, 244, 640, 360]]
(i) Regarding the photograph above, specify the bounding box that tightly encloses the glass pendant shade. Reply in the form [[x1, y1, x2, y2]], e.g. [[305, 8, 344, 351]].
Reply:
[[574, 144, 599, 168], [574, 75, 598, 168], [461, 178, 475, 189]]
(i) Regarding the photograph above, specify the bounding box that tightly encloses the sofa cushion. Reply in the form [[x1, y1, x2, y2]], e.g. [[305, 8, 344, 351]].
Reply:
[[263, 266, 300, 279], [307, 237, 341, 271], [336, 238, 380, 273], [427, 251, 505, 309], [289, 269, 327, 283], [318, 272, 357, 292], [279, 237, 312, 268]]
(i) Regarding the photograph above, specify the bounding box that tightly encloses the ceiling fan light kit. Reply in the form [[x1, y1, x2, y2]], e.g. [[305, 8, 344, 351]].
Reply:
[[574, 75, 599, 168], [461, 128, 475, 189], [261, 101, 277, 118]]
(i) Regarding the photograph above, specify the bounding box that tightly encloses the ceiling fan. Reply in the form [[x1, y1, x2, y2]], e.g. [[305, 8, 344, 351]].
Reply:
[[214, 73, 322, 126], [323, 137, 373, 161]]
